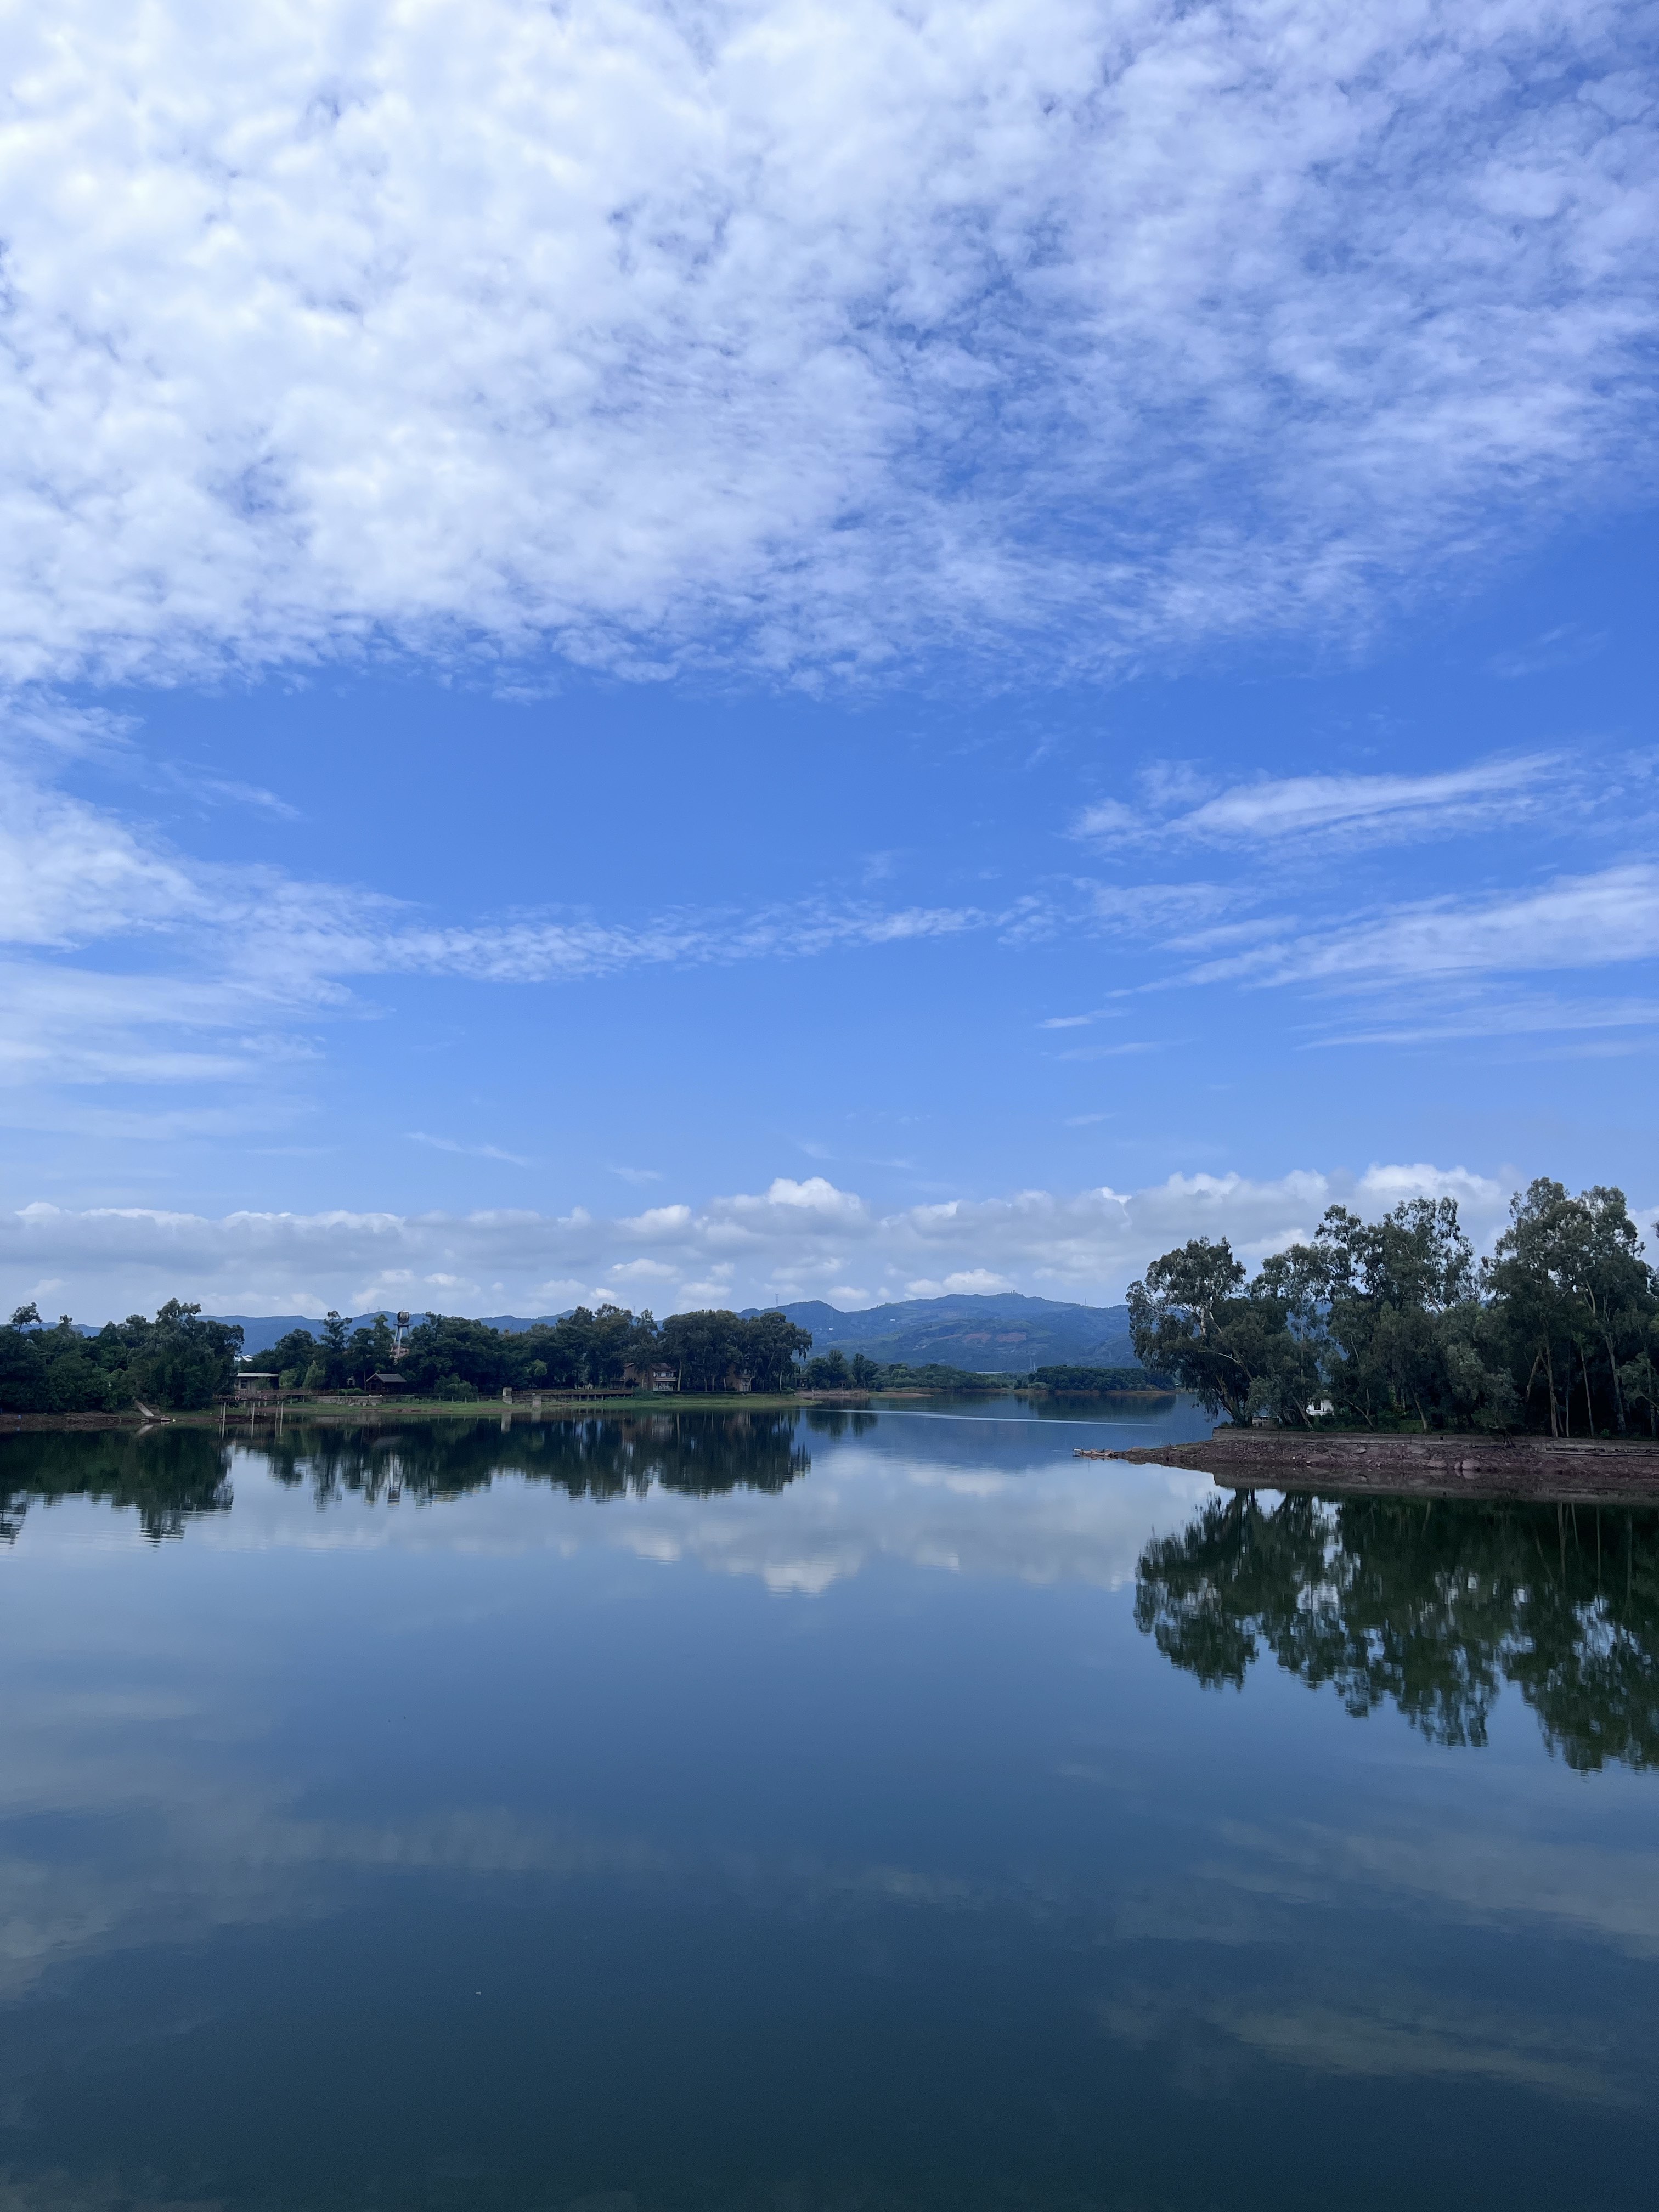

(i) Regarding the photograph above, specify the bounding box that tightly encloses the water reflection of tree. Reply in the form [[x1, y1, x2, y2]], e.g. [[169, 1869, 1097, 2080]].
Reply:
[[249, 1411, 811, 1509], [802, 1408, 879, 1439], [0, 1429, 233, 1543], [1135, 1491, 1659, 1770]]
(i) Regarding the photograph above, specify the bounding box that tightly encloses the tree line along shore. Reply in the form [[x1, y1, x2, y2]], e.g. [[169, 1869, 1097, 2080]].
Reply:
[[1130, 1177, 1659, 1438], [0, 1295, 1169, 1418]]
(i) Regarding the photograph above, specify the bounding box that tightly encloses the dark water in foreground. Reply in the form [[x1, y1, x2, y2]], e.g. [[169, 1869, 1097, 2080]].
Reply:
[[2, 1401, 1657, 2211]]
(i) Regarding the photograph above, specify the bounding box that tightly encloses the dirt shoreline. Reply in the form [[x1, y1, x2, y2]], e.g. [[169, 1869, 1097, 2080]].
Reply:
[[1100, 1429, 1659, 1505]]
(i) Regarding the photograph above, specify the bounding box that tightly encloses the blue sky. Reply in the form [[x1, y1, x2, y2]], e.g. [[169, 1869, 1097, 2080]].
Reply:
[[3, 0, 1657, 1320]]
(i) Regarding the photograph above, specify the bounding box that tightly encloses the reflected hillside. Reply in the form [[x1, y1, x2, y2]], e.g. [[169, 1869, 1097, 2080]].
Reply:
[[1136, 1491, 1659, 1771], [0, 1428, 233, 1543], [250, 1410, 810, 1508]]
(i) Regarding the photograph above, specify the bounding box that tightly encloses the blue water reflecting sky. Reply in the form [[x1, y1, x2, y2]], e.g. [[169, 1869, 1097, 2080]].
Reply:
[[1, 1406, 1656, 2211]]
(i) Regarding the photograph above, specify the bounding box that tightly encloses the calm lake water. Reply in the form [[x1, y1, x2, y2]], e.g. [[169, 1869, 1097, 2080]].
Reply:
[[2, 1399, 1657, 2211]]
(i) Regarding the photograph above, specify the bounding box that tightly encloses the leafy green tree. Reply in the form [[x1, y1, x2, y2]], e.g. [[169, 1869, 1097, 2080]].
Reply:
[[1132, 1200, 1522, 1432], [343, 1315, 396, 1381], [34, 1318, 131, 1413], [742, 1311, 814, 1391], [399, 1314, 520, 1396], [1128, 1237, 1321, 1425], [2, 1304, 243, 1414], [1485, 1181, 1656, 1436], [1280, 1199, 1513, 1431], [0, 1323, 52, 1411], [657, 1309, 744, 1391], [123, 1302, 244, 1409], [255, 1328, 321, 1389]]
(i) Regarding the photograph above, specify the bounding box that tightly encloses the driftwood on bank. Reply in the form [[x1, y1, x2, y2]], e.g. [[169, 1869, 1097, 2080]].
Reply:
[[1084, 1429, 1659, 1505]]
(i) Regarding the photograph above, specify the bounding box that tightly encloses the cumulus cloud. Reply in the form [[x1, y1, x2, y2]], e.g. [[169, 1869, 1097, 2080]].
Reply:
[[0, 1, 1653, 689], [0, 1161, 1522, 1321]]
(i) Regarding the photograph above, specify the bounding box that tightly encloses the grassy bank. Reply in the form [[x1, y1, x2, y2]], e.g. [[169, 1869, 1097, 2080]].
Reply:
[[3, 1389, 865, 1433], [0, 1380, 1189, 1434]]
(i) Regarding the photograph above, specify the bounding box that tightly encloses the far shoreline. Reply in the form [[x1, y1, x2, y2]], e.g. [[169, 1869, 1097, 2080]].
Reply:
[[0, 1383, 1182, 1434]]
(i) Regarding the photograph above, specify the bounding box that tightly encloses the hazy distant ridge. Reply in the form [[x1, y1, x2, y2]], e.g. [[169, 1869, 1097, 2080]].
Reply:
[[738, 1292, 1137, 1374]]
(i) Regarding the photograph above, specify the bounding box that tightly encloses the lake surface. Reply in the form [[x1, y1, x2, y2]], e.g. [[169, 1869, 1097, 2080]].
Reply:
[[2, 1400, 1657, 2211]]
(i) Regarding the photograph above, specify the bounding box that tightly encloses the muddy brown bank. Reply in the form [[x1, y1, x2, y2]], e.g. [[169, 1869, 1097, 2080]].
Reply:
[[1088, 1429, 1659, 1505]]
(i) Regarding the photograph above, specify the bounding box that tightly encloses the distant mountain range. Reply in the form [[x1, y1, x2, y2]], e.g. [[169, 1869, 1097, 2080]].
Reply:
[[110, 1293, 1136, 1369], [739, 1292, 1137, 1373]]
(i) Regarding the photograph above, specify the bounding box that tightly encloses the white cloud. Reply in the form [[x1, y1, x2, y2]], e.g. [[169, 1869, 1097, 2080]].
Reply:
[[1316, 994, 1659, 1047], [749, 1176, 866, 1216], [0, 775, 207, 946], [0, 1161, 1527, 1321], [0, 750, 1006, 1091], [407, 1132, 532, 1166], [1488, 624, 1609, 680], [904, 1268, 1019, 1297], [1076, 756, 1561, 849], [619, 1205, 694, 1237], [2, 731, 1652, 1112], [0, 2, 1651, 689], [1199, 863, 1659, 986]]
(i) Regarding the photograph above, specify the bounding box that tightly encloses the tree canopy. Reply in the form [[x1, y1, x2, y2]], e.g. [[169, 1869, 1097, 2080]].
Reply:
[[1031, 1363, 1175, 1393], [1127, 1181, 1657, 1435], [0, 1303, 243, 1415], [251, 1302, 816, 1401]]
